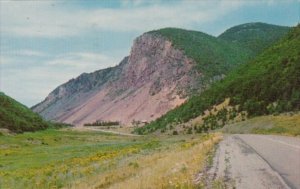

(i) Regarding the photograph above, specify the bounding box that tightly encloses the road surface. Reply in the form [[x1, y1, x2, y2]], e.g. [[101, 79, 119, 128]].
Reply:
[[208, 134, 300, 189]]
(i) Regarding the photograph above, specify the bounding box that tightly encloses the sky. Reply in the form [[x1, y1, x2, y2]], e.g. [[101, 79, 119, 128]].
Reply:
[[0, 0, 299, 107]]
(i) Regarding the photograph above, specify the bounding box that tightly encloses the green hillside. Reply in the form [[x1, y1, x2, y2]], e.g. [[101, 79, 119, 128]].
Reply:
[[148, 23, 289, 78], [0, 92, 63, 133], [136, 25, 299, 134], [148, 28, 252, 77], [219, 22, 290, 56]]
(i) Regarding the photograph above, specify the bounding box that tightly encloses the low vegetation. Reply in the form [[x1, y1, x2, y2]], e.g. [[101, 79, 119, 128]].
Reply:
[[136, 25, 299, 134], [0, 129, 221, 189]]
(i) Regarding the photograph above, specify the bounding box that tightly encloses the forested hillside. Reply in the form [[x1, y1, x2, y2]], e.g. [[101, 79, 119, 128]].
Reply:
[[0, 92, 65, 133]]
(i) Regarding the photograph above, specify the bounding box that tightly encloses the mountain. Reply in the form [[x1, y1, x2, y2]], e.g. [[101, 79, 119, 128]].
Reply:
[[0, 92, 51, 133], [32, 33, 201, 125], [135, 24, 299, 134], [32, 23, 290, 126], [219, 22, 290, 55]]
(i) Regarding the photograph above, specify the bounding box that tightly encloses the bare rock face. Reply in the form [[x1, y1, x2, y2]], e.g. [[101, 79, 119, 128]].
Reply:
[[32, 33, 201, 126]]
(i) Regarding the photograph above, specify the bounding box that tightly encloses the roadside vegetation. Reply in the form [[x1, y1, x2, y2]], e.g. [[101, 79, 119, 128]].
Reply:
[[135, 25, 299, 135], [222, 112, 300, 136], [0, 129, 221, 189]]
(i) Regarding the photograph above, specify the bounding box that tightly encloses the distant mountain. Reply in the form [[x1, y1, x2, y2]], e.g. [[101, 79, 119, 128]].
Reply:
[[136, 24, 299, 134], [219, 22, 290, 55], [32, 23, 290, 126], [0, 92, 51, 132]]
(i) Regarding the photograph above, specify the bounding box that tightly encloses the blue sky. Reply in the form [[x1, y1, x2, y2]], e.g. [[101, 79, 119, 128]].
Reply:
[[0, 0, 299, 107]]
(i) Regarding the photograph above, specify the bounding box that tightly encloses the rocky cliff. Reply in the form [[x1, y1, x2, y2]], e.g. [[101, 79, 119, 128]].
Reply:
[[32, 33, 201, 126]]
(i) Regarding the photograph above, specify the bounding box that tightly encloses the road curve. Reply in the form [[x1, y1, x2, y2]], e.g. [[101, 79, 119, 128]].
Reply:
[[208, 134, 300, 189]]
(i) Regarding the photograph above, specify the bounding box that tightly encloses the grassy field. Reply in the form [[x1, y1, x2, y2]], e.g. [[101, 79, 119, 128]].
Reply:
[[0, 129, 221, 189], [221, 112, 300, 136]]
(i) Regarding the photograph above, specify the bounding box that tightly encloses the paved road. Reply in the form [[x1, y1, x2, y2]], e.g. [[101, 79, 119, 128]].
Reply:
[[208, 134, 300, 189]]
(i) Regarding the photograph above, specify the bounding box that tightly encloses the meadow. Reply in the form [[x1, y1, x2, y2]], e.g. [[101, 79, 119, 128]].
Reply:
[[0, 129, 220, 189]]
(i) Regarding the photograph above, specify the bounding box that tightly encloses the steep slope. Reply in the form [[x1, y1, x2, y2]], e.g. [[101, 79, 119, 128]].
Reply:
[[219, 22, 290, 55], [136, 24, 299, 134], [0, 92, 51, 132], [33, 23, 289, 126]]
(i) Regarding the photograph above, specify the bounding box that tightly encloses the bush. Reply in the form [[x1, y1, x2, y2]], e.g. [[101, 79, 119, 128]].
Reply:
[[84, 121, 120, 127]]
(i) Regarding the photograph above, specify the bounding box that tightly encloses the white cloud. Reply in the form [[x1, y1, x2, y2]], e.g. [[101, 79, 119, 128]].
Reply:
[[0, 0, 251, 38]]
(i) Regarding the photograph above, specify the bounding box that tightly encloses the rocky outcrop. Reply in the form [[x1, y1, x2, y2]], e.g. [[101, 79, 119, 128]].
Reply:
[[32, 33, 202, 126]]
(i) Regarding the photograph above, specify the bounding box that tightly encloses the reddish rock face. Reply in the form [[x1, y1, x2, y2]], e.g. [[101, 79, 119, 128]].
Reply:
[[32, 33, 202, 126]]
